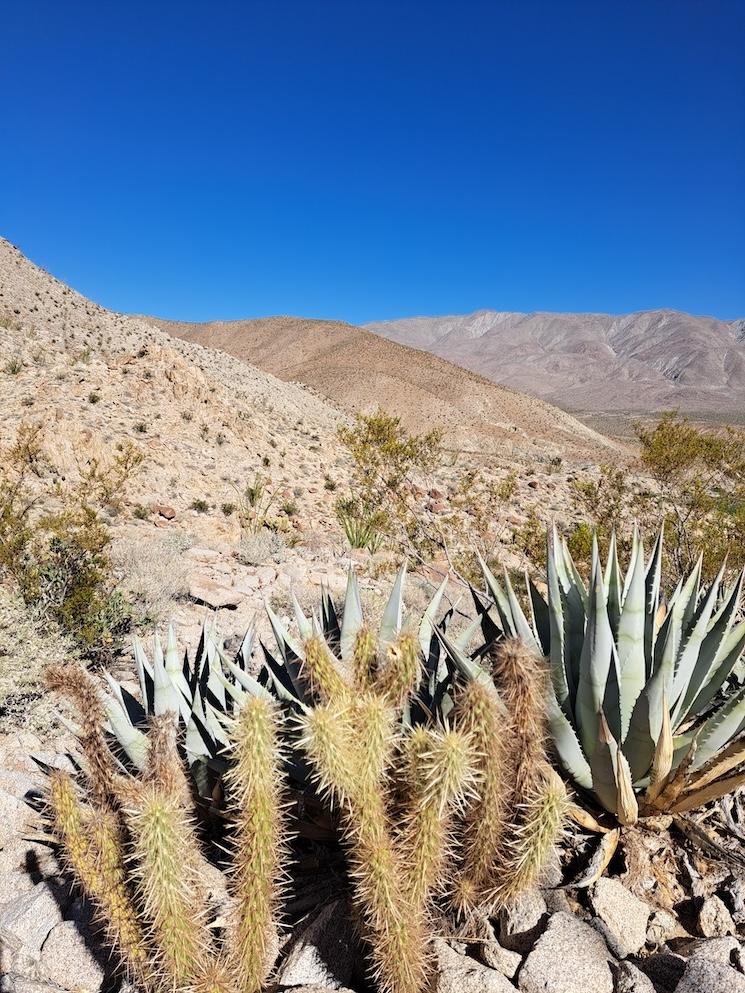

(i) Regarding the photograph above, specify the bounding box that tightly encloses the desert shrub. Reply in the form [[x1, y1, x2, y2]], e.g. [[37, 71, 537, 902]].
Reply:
[[221, 501, 236, 516], [279, 498, 298, 517], [78, 440, 144, 511], [190, 498, 209, 513], [235, 527, 286, 565], [235, 473, 281, 535], [113, 534, 189, 624]]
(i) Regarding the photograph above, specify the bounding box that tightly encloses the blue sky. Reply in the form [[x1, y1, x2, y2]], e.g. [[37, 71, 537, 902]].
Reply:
[[2, 1, 744, 322]]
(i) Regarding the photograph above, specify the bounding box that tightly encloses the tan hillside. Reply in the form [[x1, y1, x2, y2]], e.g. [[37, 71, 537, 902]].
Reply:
[[151, 315, 621, 460]]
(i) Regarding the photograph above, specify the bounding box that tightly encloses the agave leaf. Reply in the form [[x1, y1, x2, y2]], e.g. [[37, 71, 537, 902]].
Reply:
[[547, 532, 571, 716], [221, 653, 276, 703], [604, 530, 622, 640], [686, 621, 745, 718], [101, 688, 149, 770], [684, 736, 745, 794], [478, 553, 516, 637], [339, 568, 364, 661], [185, 691, 218, 761], [692, 684, 745, 771], [419, 574, 448, 659], [503, 568, 543, 655], [546, 688, 592, 790], [589, 712, 624, 816], [265, 599, 308, 700], [132, 635, 154, 712], [152, 632, 181, 720], [576, 561, 614, 758], [379, 561, 407, 651], [435, 628, 494, 689], [290, 589, 313, 641], [616, 540, 647, 739], [568, 828, 620, 888], [670, 563, 726, 726], [320, 584, 341, 649], [679, 570, 744, 721], [527, 574, 550, 655], [623, 654, 671, 783], [562, 537, 588, 608], [671, 770, 745, 814], [238, 620, 257, 670], [644, 527, 664, 672]]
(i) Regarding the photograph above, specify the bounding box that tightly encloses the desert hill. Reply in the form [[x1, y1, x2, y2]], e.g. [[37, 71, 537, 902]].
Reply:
[[150, 315, 618, 460], [364, 309, 745, 422]]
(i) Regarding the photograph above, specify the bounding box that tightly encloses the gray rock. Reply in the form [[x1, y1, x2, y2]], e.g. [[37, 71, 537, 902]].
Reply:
[[589, 877, 651, 958], [637, 952, 686, 992], [678, 936, 744, 969], [434, 939, 517, 992], [646, 908, 687, 946], [189, 577, 243, 610], [40, 921, 105, 991], [697, 894, 736, 937], [479, 940, 522, 979], [675, 957, 745, 993], [276, 987, 357, 993], [0, 788, 29, 848], [276, 900, 355, 990], [0, 885, 64, 958], [518, 911, 614, 993], [498, 887, 549, 953], [611, 961, 656, 993]]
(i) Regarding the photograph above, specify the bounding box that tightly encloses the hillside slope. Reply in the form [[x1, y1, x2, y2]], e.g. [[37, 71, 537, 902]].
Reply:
[[151, 315, 618, 460], [363, 309, 745, 418]]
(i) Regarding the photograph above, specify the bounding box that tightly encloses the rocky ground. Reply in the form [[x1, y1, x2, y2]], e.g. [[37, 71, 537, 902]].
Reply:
[[1, 730, 745, 993]]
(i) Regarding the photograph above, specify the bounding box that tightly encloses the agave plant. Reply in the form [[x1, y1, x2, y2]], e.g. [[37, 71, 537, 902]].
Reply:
[[45, 564, 566, 993], [474, 526, 745, 823]]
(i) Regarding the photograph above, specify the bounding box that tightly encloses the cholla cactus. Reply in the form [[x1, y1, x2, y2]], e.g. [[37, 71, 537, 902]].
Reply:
[[474, 526, 745, 823], [45, 564, 565, 993]]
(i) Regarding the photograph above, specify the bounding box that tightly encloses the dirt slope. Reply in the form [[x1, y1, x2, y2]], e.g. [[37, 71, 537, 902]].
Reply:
[[151, 316, 619, 460]]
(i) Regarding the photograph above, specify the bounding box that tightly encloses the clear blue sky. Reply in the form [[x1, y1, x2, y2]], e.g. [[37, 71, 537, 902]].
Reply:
[[2, 1, 744, 322]]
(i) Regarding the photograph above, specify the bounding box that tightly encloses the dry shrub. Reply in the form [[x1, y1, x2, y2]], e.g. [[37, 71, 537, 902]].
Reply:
[[113, 534, 189, 624]]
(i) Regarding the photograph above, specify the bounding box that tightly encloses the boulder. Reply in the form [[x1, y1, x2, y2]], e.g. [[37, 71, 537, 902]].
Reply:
[[589, 877, 651, 957], [697, 894, 736, 937], [40, 920, 106, 991], [646, 908, 687, 946], [0, 885, 64, 958], [155, 505, 176, 519], [189, 577, 243, 610], [676, 956, 745, 993], [677, 936, 744, 968], [276, 900, 356, 990], [518, 912, 614, 993], [611, 961, 656, 993], [498, 887, 548, 953], [637, 952, 686, 991], [434, 939, 517, 992], [0, 788, 29, 848]]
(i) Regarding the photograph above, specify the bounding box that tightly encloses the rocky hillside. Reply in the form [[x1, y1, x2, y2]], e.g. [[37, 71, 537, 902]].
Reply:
[[151, 315, 619, 460], [364, 309, 745, 419]]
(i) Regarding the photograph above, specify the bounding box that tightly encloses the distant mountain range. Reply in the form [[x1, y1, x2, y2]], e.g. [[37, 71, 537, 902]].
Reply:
[[364, 310, 745, 419]]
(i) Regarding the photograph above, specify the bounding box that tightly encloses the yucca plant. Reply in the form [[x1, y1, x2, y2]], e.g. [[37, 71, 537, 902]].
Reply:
[[44, 564, 566, 993], [472, 526, 745, 823]]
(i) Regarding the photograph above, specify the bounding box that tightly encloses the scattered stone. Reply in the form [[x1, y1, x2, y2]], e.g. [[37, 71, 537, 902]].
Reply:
[[434, 939, 517, 992], [677, 936, 744, 969], [0, 885, 64, 958], [646, 908, 687, 946], [675, 956, 745, 993], [189, 577, 243, 610], [518, 911, 614, 993], [637, 952, 687, 992], [155, 504, 176, 519], [697, 894, 736, 937], [276, 987, 356, 993], [611, 961, 656, 993], [498, 887, 548, 953], [589, 877, 650, 957], [40, 921, 106, 991], [276, 900, 355, 990], [0, 788, 28, 848]]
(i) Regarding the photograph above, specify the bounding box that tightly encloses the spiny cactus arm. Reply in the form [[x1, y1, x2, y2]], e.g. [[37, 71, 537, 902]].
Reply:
[[487, 765, 567, 908], [400, 727, 476, 909], [46, 665, 121, 805], [224, 696, 288, 993], [47, 772, 151, 988], [375, 633, 421, 705], [351, 626, 378, 689], [451, 678, 511, 911], [302, 635, 348, 702], [122, 779, 215, 988]]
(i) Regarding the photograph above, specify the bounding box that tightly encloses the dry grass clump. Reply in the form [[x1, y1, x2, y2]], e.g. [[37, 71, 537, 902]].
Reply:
[[0, 586, 78, 730], [236, 528, 287, 566], [112, 534, 189, 623]]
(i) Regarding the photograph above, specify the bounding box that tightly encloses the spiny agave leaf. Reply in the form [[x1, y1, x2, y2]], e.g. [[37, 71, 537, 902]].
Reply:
[[204, 701, 231, 746], [576, 561, 615, 759], [152, 631, 181, 720], [546, 688, 593, 790], [185, 692, 218, 761], [261, 642, 311, 707], [679, 569, 744, 721], [686, 621, 745, 718], [680, 553, 703, 639], [418, 574, 448, 659], [502, 568, 542, 655], [220, 653, 276, 704], [654, 579, 686, 700], [644, 526, 664, 671], [670, 562, 726, 726], [478, 553, 516, 636], [604, 530, 622, 641], [671, 770, 745, 814], [238, 619, 257, 670], [455, 612, 485, 653], [339, 568, 364, 662], [470, 586, 501, 654], [527, 573, 550, 655], [616, 538, 647, 740], [562, 537, 588, 608], [684, 736, 745, 794], [435, 627, 494, 689], [623, 654, 671, 783], [102, 673, 146, 728], [547, 531, 571, 716], [621, 524, 641, 607], [320, 584, 341, 649], [590, 712, 638, 821], [692, 684, 745, 771], [379, 560, 407, 651], [132, 635, 154, 713], [291, 589, 313, 641], [556, 532, 586, 706], [101, 688, 149, 770], [265, 599, 308, 699]]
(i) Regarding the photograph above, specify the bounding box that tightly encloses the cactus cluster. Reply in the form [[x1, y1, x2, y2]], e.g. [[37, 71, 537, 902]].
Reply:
[[471, 527, 745, 823], [45, 565, 565, 993]]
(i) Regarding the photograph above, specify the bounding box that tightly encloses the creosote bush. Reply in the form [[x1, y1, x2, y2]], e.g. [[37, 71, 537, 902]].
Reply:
[[44, 568, 566, 993]]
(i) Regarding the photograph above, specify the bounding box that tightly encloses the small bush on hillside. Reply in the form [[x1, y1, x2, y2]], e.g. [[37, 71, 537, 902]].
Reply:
[[190, 498, 209, 513], [236, 527, 286, 565], [113, 534, 189, 624]]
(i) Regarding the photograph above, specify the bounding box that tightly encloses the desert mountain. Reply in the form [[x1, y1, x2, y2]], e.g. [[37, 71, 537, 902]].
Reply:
[[364, 309, 745, 420], [151, 315, 618, 460]]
